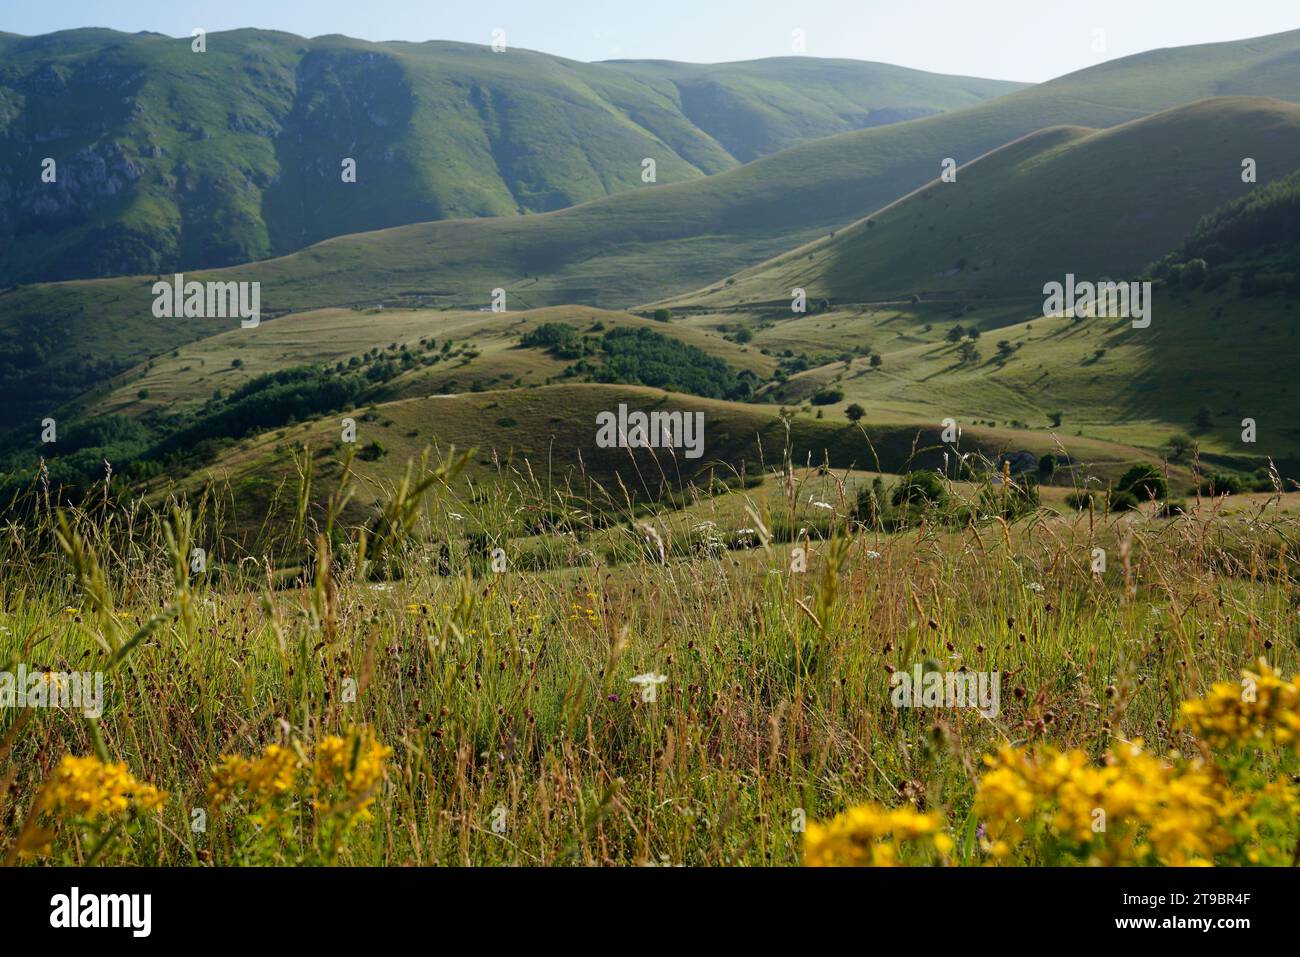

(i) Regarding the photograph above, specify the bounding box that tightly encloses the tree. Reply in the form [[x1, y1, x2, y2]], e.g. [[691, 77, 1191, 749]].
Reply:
[[869, 353, 882, 368], [1194, 406, 1214, 432], [652, 308, 672, 322], [946, 324, 965, 343], [1167, 433, 1195, 461], [733, 327, 753, 344], [1182, 258, 1208, 288], [1048, 411, 1063, 428], [230, 358, 244, 369], [996, 340, 1014, 360], [845, 403, 866, 423]]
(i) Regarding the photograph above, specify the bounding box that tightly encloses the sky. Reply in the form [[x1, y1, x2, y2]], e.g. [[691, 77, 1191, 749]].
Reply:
[[3, 0, 1299, 83]]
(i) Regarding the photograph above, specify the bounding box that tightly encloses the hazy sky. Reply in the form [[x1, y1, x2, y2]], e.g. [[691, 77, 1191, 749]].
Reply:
[[4, 0, 1299, 83]]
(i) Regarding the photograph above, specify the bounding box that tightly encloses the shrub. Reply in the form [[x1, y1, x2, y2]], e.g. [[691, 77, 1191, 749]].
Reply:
[[891, 471, 947, 508], [854, 477, 889, 526], [1197, 473, 1242, 496], [810, 388, 844, 406], [981, 476, 1040, 520], [1117, 463, 1167, 501], [1157, 500, 1188, 518], [1065, 490, 1097, 510]]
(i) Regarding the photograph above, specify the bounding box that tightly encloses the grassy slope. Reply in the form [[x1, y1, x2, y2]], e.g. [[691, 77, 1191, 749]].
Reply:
[[83, 305, 775, 422], [661, 98, 1300, 306], [179, 101, 1296, 474], [6, 27, 1300, 441], [165, 381, 1197, 537], [704, 285, 1300, 465], [658, 99, 1300, 466], [0, 28, 1020, 284]]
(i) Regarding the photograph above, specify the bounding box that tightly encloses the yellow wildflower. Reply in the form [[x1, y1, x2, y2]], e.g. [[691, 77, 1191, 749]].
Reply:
[[33, 755, 165, 821], [975, 740, 1241, 866], [1180, 659, 1300, 752], [207, 743, 300, 809], [804, 803, 950, 866], [311, 726, 392, 822]]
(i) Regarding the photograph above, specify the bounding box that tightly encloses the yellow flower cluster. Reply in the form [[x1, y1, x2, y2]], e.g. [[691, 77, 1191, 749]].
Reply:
[[34, 754, 166, 820], [207, 727, 392, 825], [312, 727, 393, 821], [1179, 659, 1300, 752], [975, 741, 1242, 865], [805, 663, 1299, 867], [207, 744, 300, 809], [803, 804, 953, 866], [15, 755, 165, 858]]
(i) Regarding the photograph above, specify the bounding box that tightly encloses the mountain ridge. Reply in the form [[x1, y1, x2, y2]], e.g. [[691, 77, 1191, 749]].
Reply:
[[0, 27, 1022, 284]]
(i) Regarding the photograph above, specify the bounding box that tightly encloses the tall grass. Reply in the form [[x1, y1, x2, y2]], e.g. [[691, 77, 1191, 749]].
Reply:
[[1, 446, 1296, 865]]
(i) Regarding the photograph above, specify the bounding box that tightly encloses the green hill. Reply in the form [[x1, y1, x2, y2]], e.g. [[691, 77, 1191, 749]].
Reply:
[[1161, 165, 1300, 269], [85, 304, 773, 422], [658, 124, 1300, 471], [8, 28, 1300, 453], [0, 28, 1020, 284], [7, 28, 1300, 410], [151, 381, 1187, 539], [0, 304, 780, 490], [663, 97, 1300, 306], [699, 283, 1300, 467]]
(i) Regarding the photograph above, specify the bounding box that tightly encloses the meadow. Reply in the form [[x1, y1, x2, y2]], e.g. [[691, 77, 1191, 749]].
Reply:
[[2, 446, 1297, 866], [4, 22, 1300, 874]]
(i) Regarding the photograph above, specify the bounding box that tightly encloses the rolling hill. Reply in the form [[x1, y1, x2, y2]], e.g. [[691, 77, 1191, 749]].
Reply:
[[84, 304, 775, 423], [660, 97, 1300, 306], [7, 26, 1300, 442], [0, 28, 1021, 285], [1160, 163, 1300, 269], [151, 380, 1194, 541], [660, 124, 1300, 470], [0, 304, 780, 490]]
